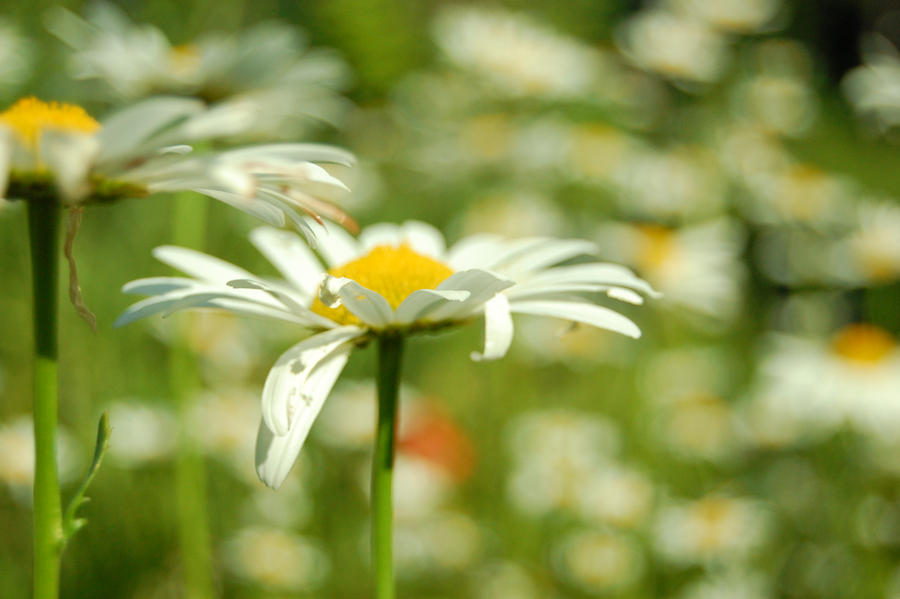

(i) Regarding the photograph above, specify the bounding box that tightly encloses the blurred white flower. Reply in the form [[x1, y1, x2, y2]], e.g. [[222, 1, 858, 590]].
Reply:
[[742, 163, 854, 228], [745, 325, 900, 444], [678, 569, 773, 599], [835, 199, 900, 285], [394, 510, 483, 576], [222, 527, 329, 592], [843, 34, 900, 137], [506, 410, 621, 515], [552, 529, 645, 593], [47, 3, 349, 138], [0, 416, 81, 495], [433, 6, 600, 98], [469, 561, 540, 599], [617, 9, 728, 84], [576, 466, 655, 528], [120, 221, 655, 488], [459, 191, 567, 238], [596, 219, 745, 321], [654, 495, 771, 565], [670, 0, 782, 33], [106, 401, 176, 467], [186, 389, 259, 467]]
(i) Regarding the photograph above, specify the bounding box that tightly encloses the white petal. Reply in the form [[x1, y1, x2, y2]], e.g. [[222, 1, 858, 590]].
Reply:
[[359, 223, 402, 250], [227, 278, 334, 329], [40, 130, 100, 203], [260, 327, 363, 437], [401, 221, 446, 257], [121, 276, 196, 295], [395, 288, 470, 324], [249, 227, 324, 298], [607, 287, 644, 305], [255, 342, 354, 488], [446, 234, 503, 270], [427, 269, 515, 321], [510, 300, 642, 338], [152, 246, 253, 284], [471, 293, 513, 361], [192, 188, 286, 227], [97, 96, 204, 162], [0, 127, 11, 197], [314, 221, 360, 267], [500, 239, 598, 274], [320, 276, 393, 327]]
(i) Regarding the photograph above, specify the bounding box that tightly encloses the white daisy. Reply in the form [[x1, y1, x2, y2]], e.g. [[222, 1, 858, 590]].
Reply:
[[47, 4, 349, 137], [119, 220, 657, 488], [0, 96, 354, 234]]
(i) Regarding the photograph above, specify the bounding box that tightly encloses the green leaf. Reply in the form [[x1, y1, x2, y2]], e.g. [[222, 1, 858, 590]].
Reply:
[[61, 412, 111, 552]]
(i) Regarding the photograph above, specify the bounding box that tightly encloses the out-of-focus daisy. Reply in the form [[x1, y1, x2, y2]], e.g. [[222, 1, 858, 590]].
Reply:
[[120, 221, 655, 488], [654, 495, 771, 565], [459, 191, 566, 238], [222, 527, 329, 592], [186, 389, 259, 469], [745, 324, 900, 443], [834, 200, 900, 285], [677, 569, 773, 599], [105, 401, 176, 468], [394, 510, 483, 576], [469, 561, 540, 599], [842, 34, 900, 137], [432, 6, 600, 98], [0, 415, 81, 497], [0, 19, 33, 96], [514, 315, 636, 366], [576, 465, 655, 528], [609, 144, 727, 221], [617, 9, 728, 85], [0, 96, 354, 236], [47, 4, 349, 137], [596, 219, 744, 321], [506, 410, 622, 515], [670, 0, 782, 33], [741, 163, 854, 228], [552, 529, 645, 594]]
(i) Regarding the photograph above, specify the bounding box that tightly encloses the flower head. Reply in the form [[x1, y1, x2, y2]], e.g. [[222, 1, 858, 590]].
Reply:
[[0, 96, 353, 235], [119, 220, 657, 488]]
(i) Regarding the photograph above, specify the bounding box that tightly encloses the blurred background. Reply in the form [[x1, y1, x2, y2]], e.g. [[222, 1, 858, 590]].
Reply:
[[2, 0, 900, 597]]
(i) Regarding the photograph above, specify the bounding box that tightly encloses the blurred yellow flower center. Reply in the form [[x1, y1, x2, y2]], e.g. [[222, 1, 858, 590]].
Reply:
[[831, 324, 895, 365], [310, 244, 454, 326], [0, 97, 100, 149], [636, 224, 675, 270]]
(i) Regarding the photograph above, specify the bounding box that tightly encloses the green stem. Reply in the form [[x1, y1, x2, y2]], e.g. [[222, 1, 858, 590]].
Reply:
[[28, 201, 62, 599], [169, 193, 213, 599], [372, 335, 403, 599]]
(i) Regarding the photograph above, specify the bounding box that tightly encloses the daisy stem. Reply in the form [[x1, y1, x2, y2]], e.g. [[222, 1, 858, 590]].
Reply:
[[372, 334, 404, 599], [170, 192, 214, 599], [28, 200, 62, 599]]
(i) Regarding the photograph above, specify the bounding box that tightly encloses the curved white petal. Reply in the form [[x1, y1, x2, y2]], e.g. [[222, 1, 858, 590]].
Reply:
[[446, 234, 503, 270], [227, 278, 327, 325], [471, 293, 513, 361], [121, 276, 196, 295], [97, 96, 204, 162], [314, 221, 360, 267], [395, 288, 470, 325], [256, 341, 355, 489], [261, 326, 363, 437], [427, 269, 515, 321], [152, 246, 253, 284], [401, 221, 446, 258], [320, 276, 393, 327], [500, 239, 598, 275], [510, 300, 642, 338], [249, 227, 324, 299]]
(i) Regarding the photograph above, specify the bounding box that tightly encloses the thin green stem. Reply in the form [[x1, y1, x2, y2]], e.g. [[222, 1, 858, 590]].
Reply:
[[372, 335, 404, 599], [28, 200, 62, 599], [169, 192, 213, 599]]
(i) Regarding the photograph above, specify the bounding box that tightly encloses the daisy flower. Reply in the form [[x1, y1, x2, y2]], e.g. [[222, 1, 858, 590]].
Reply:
[[46, 3, 349, 138], [119, 220, 657, 488], [0, 96, 353, 231]]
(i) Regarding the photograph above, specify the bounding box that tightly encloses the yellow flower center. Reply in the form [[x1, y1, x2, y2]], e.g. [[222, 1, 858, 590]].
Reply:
[[0, 97, 100, 149], [310, 244, 455, 326], [636, 224, 675, 271], [831, 323, 896, 365]]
